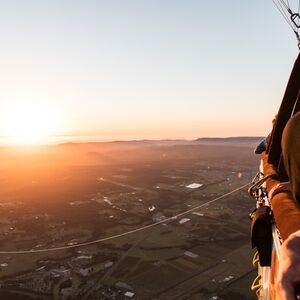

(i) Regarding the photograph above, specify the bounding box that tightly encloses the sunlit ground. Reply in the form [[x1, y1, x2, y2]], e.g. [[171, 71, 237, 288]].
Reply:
[[0, 135, 54, 145], [0, 135, 136, 146], [0, 135, 78, 146]]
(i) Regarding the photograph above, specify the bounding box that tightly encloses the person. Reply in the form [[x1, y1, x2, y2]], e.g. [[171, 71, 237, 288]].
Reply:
[[261, 111, 300, 300], [254, 133, 271, 154], [275, 111, 300, 299], [255, 117, 277, 155], [276, 230, 300, 300], [258, 52, 300, 299]]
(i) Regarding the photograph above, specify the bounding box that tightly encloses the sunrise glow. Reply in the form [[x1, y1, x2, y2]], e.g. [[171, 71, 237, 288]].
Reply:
[[0, 100, 61, 144], [0, 1, 296, 146]]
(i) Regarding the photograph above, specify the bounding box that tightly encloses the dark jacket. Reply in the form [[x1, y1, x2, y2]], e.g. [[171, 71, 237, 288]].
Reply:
[[267, 53, 300, 179]]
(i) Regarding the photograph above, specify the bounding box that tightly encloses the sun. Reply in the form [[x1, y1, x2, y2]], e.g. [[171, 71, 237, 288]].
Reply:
[[0, 101, 61, 144]]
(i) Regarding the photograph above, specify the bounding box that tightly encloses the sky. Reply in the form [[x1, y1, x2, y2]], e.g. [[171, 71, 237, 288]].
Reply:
[[0, 0, 299, 141]]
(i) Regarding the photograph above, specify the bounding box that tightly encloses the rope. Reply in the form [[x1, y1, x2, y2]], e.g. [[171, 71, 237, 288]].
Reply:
[[279, 0, 290, 11], [0, 182, 251, 254], [272, 0, 297, 32], [272, 0, 300, 48]]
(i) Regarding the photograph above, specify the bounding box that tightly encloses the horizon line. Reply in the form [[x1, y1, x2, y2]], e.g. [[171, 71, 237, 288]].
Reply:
[[0, 135, 264, 146]]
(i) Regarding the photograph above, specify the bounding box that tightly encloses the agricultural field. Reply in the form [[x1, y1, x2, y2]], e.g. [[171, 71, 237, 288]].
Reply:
[[0, 138, 261, 299]]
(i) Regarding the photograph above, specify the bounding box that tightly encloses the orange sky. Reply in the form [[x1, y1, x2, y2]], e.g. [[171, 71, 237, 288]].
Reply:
[[0, 1, 298, 143]]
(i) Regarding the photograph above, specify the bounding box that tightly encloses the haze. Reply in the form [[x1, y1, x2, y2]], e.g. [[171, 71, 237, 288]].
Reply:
[[0, 1, 298, 143]]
